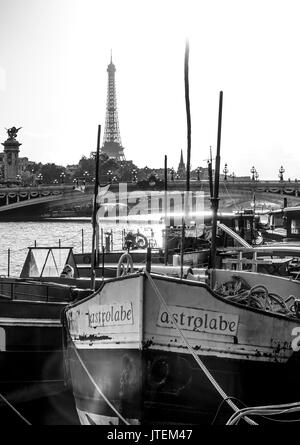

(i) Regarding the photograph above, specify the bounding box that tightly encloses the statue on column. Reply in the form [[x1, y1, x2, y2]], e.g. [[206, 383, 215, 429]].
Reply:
[[6, 127, 22, 140]]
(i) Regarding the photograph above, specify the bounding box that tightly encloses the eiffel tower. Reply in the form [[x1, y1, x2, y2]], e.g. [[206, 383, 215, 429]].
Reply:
[[101, 53, 125, 161]]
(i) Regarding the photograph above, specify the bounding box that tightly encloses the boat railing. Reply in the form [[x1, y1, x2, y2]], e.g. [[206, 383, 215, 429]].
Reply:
[[0, 279, 74, 302], [220, 249, 294, 273]]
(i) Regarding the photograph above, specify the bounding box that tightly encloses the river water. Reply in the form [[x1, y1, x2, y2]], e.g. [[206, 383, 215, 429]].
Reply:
[[0, 218, 164, 276]]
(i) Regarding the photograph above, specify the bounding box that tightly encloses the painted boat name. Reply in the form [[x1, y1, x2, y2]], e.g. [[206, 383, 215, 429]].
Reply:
[[157, 305, 239, 335], [88, 302, 133, 328]]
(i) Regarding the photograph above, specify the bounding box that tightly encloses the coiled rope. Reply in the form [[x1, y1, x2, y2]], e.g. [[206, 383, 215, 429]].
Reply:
[[214, 279, 297, 317], [226, 401, 300, 425], [144, 270, 257, 425]]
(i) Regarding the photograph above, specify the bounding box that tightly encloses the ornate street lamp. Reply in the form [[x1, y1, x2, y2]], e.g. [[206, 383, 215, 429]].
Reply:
[[255, 170, 259, 181], [53, 179, 58, 185], [37, 173, 43, 185], [83, 171, 89, 185], [16, 174, 21, 185], [60, 172, 66, 184], [132, 169, 137, 183], [73, 178, 79, 187], [278, 166, 285, 181], [196, 167, 201, 181], [223, 163, 228, 181], [250, 166, 256, 181], [144, 166, 149, 179], [107, 170, 112, 183], [170, 167, 175, 181], [231, 172, 236, 182]]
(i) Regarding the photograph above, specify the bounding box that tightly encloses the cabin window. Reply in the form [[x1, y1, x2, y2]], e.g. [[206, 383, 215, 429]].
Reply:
[[291, 219, 300, 234]]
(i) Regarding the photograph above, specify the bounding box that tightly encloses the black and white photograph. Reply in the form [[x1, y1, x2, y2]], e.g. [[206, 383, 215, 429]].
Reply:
[[1, 0, 300, 430]]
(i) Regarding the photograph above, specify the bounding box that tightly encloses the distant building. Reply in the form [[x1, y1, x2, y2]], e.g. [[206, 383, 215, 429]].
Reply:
[[177, 149, 186, 178], [18, 157, 30, 174], [66, 164, 79, 178]]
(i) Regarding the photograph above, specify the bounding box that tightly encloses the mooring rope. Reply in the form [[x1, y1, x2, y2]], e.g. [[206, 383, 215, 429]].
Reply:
[[0, 392, 31, 425], [226, 401, 300, 425], [144, 270, 257, 425]]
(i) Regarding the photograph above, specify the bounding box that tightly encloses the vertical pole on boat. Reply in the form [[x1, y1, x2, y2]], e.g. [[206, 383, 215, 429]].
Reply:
[[146, 247, 151, 272], [164, 155, 168, 265], [96, 225, 100, 268], [208, 147, 214, 199], [91, 124, 101, 290], [81, 229, 84, 253], [101, 245, 105, 279], [7, 248, 10, 277], [101, 228, 104, 250], [209, 91, 223, 272], [181, 39, 191, 279]]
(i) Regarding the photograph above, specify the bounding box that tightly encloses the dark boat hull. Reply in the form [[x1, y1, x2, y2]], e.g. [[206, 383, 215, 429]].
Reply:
[[63, 273, 300, 425], [66, 346, 300, 425], [0, 282, 80, 424]]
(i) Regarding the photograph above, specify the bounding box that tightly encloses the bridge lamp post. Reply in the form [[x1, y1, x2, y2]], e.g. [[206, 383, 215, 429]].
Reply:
[[170, 167, 175, 181], [278, 166, 285, 181], [250, 166, 256, 181], [73, 178, 79, 187], [144, 166, 149, 180], [60, 172, 66, 184], [231, 172, 236, 182], [53, 179, 58, 185], [16, 174, 21, 186], [83, 171, 89, 185], [107, 170, 112, 183], [175, 173, 180, 180], [255, 170, 259, 181], [132, 169, 137, 183], [196, 167, 201, 181], [37, 173, 43, 185], [223, 163, 228, 181]]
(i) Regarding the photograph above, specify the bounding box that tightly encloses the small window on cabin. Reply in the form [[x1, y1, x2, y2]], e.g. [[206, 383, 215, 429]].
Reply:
[[291, 219, 300, 234]]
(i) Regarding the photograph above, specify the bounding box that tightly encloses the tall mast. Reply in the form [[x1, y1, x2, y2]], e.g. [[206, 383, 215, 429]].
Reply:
[[91, 125, 101, 290], [209, 91, 223, 270], [185, 41, 191, 193], [181, 40, 191, 278]]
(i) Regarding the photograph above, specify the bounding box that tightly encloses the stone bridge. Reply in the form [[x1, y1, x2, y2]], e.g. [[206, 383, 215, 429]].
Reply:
[[0, 179, 299, 220], [0, 185, 92, 219]]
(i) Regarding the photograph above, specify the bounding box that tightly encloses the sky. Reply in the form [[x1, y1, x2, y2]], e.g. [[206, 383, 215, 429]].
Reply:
[[0, 0, 300, 179]]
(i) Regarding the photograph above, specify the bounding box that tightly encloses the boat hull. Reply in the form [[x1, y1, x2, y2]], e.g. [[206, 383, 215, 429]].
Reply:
[[0, 281, 82, 424], [63, 273, 300, 425]]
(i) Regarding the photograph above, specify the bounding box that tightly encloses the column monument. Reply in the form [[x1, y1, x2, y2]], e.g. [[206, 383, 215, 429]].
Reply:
[[1, 126, 22, 182]]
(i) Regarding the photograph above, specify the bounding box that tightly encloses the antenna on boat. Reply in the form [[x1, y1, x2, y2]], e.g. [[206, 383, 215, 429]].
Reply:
[[164, 154, 168, 265], [180, 39, 192, 279], [209, 92, 223, 270], [91, 124, 101, 290], [208, 146, 214, 199]]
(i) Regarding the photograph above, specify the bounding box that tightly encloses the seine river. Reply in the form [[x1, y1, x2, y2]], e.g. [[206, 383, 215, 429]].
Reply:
[[0, 218, 164, 276]]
